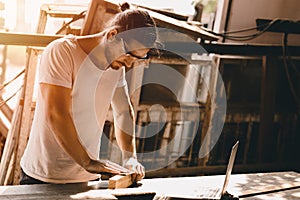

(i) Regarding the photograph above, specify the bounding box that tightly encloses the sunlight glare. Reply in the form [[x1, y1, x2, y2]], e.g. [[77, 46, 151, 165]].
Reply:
[[2, 0, 16, 30]]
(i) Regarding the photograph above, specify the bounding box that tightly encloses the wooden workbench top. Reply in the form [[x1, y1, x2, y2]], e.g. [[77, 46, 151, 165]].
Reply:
[[0, 171, 299, 199]]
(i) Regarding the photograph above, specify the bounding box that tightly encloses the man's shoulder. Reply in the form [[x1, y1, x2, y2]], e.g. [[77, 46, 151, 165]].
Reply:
[[45, 35, 78, 54], [48, 35, 77, 49]]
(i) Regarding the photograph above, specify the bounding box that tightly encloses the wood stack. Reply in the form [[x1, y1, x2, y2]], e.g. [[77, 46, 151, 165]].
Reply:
[[0, 67, 25, 185]]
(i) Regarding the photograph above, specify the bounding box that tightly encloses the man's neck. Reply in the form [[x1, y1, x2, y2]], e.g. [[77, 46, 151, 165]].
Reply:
[[78, 33, 110, 70]]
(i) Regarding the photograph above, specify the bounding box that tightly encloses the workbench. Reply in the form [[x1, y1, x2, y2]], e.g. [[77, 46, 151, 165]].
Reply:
[[0, 171, 299, 199]]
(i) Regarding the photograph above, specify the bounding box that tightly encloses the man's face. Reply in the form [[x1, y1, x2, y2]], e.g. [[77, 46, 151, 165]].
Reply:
[[106, 38, 150, 70]]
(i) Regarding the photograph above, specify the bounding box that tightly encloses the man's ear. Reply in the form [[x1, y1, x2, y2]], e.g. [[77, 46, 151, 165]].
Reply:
[[107, 29, 118, 40]]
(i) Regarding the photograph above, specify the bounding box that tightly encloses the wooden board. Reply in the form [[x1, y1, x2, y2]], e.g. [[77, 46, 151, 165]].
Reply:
[[80, 0, 219, 41], [235, 171, 300, 198], [80, 0, 119, 35], [108, 173, 134, 189], [138, 7, 219, 41], [0, 183, 117, 200], [0, 171, 300, 199]]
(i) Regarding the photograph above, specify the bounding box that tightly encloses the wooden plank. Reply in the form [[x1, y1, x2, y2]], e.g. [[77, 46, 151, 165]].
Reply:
[[150, 56, 212, 65], [198, 56, 220, 166], [36, 4, 49, 34], [1, 31, 300, 56], [108, 173, 134, 189], [0, 43, 7, 85], [46, 9, 87, 18], [232, 171, 300, 198], [12, 48, 42, 185], [0, 171, 299, 199], [0, 118, 8, 138], [138, 104, 202, 122], [0, 91, 23, 185], [240, 181, 300, 198], [3, 149, 16, 185], [81, 0, 218, 41], [0, 32, 61, 47], [133, 4, 189, 21], [36, 4, 87, 33], [0, 183, 117, 199], [201, 42, 300, 56], [137, 7, 219, 41], [81, 0, 105, 35], [0, 97, 13, 122], [80, 0, 119, 35]]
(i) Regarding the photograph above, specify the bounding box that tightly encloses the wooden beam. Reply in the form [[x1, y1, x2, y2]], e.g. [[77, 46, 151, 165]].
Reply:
[[81, 0, 219, 41], [133, 4, 189, 21], [35, 4, 87, 34], [150, 56, 212, 65], [12, 48, 42, 185], [198, 56, 221, 166], [1, 32, 299, 57], [201, 42, 300, 56], [80, 0, 119, 35], [0, 118, 8, 138], [108, 173, 134, 189], [0, 32, 61, 47], [0, 99, 13, 122], [0, 91, 23, 185], [138, 7, 219, 41]]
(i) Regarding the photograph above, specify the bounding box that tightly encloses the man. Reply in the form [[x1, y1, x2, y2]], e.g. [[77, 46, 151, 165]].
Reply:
[[20, 3, 158, 184]]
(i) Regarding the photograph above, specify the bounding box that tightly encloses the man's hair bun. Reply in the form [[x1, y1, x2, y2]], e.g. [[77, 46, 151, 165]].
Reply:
[[119, 2, 130, 11]]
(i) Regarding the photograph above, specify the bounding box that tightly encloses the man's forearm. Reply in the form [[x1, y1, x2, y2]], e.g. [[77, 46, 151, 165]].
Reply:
[[111, 85, 138, 163], [114, 125, 137, 163]]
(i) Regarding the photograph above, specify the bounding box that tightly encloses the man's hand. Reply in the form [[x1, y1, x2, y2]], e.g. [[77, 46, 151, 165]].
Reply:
[[85, 159, 130, 175], [123, 157, 145, 181]]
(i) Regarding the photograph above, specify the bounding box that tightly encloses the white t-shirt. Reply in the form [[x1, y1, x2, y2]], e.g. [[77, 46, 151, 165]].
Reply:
[[20, 35, 128, 183]]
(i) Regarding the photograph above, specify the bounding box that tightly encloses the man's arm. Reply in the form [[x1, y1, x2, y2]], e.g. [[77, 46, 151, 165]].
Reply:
[[111, 86, 145, 181], [40, 83, 129, 175]]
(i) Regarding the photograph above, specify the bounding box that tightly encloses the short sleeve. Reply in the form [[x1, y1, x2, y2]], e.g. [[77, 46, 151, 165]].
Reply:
[[38, 38, 73, 88]]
